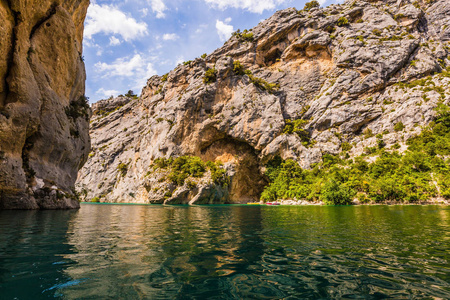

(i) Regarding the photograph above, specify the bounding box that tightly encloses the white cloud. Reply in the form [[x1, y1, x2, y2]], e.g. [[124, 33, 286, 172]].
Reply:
[[84, 4, 148, 41], [216, 19, 234, 42], [96, 88, 120, 98], [95, 54, 157, 89], [162, 33, 179, 41], [148, 0, 167, 18], [195, 24, 208, 34], [175, 56, 185, 65], [109, 36, 121, 46], [204, 0, 288, 14], [140, 8, 149, 17]]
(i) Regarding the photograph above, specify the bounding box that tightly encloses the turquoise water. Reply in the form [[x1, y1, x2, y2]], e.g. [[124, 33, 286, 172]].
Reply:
[[0, 204, 449, 299]]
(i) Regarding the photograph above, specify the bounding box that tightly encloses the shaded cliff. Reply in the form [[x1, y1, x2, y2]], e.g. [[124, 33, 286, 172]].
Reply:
[[0, 0, 91, 209], [77, 0, 450, 204]]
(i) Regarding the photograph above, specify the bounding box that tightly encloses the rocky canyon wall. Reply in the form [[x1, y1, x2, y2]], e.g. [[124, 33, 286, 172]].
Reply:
[[77, 0, 450, 205], [0, 0, 90, 209]]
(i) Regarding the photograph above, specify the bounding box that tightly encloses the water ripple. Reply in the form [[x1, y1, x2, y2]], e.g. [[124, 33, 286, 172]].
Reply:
[[0, 205, 449, 299]]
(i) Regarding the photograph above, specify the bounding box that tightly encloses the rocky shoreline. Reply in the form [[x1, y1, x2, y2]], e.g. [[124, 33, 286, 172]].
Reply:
[[82, 198, 450, 206], [275, 199, 450, 205]]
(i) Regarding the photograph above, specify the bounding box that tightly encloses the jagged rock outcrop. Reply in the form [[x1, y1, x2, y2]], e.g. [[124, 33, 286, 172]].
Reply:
[[77, 0, 450, 204], [0, 0, 90, 209]]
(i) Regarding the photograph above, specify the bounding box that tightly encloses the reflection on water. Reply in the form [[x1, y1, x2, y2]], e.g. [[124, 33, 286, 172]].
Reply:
[[0, 210, 78, 299], [0, 205, 449, 299]]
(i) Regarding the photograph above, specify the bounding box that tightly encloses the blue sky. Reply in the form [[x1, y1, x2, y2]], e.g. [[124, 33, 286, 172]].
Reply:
[[83, 0, 336, 102]]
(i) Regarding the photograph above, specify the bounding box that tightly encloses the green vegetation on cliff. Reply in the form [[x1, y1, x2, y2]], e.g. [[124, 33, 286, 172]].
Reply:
[[203, 68, 217, 84], [261, 103, 450, 204], [231, 29, 254, 42], [303, 1, 320, 11], [150, 156, 228, 186], [233, 60, 280, 93]]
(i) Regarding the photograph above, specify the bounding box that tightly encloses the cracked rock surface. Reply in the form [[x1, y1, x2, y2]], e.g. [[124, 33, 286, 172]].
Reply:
[[0, 0, 90, 209], [77, 0, 450, 204]]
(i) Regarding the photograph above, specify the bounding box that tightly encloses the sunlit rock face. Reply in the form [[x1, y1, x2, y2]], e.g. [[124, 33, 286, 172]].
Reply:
[[0, 0, 91, 209], [77, 0, 450, 204]]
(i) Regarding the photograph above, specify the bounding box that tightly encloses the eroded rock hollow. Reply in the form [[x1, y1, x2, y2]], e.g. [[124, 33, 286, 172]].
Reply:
[[0, 0, 90, 209]]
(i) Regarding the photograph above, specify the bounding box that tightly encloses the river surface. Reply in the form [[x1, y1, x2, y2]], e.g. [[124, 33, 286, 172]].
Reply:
[[0, 204, 449, 299]]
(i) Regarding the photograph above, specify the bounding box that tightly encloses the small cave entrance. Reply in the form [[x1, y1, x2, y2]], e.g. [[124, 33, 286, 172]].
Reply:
[[264, 48, 282, 66], [348, 9, 364, 23]]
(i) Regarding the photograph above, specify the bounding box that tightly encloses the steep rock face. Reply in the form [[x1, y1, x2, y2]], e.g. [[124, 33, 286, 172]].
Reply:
[[0, 0, 90, 209], [77, 0, 450, 204]]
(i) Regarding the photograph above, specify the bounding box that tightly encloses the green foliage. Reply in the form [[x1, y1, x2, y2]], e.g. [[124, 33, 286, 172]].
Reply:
[[261, 159, 307, 202], [372, 29, 382, 36], [377, 135, 386, 149], [247, 73, 280, 93], [325, 25, 335, 33], [261, 104, 450, 204], [394, 121, 405, 132], [161, 73, 169, 82], [150, 156, 229, 187], [186, 180, 197, 189], [203, 68, 217, 84], [91, 197, 100, 203], [363, 128, 374, 139], [435, 102, 450, 127], [233, 60, 246, 75], [201, 53, 207, 59], [232, 29, 254, 42], [164, 191, 173, 199], [125, 90, 137, 98], [395, 76, 446, 100], [303, 0, 320, 11], [337, 16, 349, 26], [206, 161, 228, 185], [283, 119, 308, 134], [97, 105, 124, 118], [283, 119, 311, 144], [65, 95, 90, 121], [233, 60, 279, 93], [241, 31, 254, 41], [117, 162, 128, 177], [379, 35, 402, 42], [394, 14, 405, 20], [321, 179, 353, 205], [154, 86, 163, 94], [168, 156, 206, 185], [152, 157, 173, 169], [341, 142, 352, 152]]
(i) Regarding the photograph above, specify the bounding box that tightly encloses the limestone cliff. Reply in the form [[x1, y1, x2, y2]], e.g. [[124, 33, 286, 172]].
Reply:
[[0, 0, 90, 209], [77, 0, 450, 204]]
